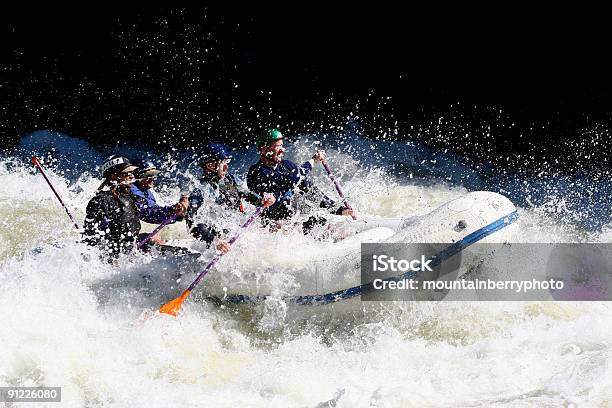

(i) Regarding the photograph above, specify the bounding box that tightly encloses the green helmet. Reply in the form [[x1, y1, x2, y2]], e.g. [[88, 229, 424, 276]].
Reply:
[[256, 128, 283, 148]]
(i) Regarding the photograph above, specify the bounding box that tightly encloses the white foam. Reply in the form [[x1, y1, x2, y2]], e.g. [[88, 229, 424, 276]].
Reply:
[[2, 131, 611, 406]]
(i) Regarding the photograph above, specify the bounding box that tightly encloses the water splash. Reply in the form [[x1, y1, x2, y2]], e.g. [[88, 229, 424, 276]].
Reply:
[[2, 130, 611, 406]]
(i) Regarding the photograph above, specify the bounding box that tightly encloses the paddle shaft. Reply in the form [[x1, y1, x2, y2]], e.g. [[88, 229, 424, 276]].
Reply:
[[31, 156, 80, 229], [321, 161, 357, 220], [186, 205, 264, 292], [137, 213, 178, 249]]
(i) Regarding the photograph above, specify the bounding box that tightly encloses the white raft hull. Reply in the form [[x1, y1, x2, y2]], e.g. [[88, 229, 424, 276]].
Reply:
[[195, 191, 518, 305]]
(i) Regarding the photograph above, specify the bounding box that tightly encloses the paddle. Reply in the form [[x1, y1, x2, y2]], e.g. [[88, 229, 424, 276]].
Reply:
[[321, 161, 357, 220], [136, 190, 193, 249], [31, 156, 80, 229], [159, 204, 266, 316], [136, 214, 178, 249]]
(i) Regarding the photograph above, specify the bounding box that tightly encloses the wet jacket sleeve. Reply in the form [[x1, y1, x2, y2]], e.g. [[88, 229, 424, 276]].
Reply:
[[309, 185, 345, 214], [136, 200, 175, 224], [185, 188, 204, 227], [189, 223, 219, 246], [131, 188, 176, 224], [318, 190, 337, 210], [237, 181, 262, 206], [185, 187, 220, 246], [263, 190, 293, 213], [299, 160, 314, 177], [241, 190, 262, 206]]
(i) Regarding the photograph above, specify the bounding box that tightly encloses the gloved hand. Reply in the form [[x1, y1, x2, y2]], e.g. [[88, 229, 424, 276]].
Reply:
[[173, 195, 189, 217], [215, 239, 231, 254], [262, 192, 276, 208], [312, 150, 327, 163], [341, 207, 356, 217]]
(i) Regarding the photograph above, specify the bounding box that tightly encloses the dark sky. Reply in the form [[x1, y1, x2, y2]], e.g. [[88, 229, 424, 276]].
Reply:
[[2, 6, 611, 171]]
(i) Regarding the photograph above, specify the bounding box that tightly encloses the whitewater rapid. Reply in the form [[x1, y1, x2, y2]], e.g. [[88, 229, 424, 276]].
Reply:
[[1, 131, 611, 407]]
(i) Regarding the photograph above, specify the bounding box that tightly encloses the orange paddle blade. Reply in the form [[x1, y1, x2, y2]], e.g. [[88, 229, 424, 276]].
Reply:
[[31, 156, 40, 166], [159, 290, 191, 316]]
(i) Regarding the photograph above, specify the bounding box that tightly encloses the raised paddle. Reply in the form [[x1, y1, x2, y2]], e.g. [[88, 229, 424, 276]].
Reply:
[[321, 161, 357, 220], [31, 156, 80, 229]]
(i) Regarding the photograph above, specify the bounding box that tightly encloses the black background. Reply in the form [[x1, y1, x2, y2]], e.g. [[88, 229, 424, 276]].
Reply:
[[2, 6, 611, 173]]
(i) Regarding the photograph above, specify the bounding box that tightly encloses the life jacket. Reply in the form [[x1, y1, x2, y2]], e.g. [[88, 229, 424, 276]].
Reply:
[[246, 159, 340, 221], [82, 189, 141, 255], [246, 159, 312, 220]]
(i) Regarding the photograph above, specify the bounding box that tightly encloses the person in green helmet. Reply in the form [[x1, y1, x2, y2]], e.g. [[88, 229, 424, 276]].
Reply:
[[246, 128, 355, 233]]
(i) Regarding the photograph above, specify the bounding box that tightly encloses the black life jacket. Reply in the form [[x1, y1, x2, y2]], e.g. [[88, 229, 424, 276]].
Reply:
[[83, 188, 141, 255]]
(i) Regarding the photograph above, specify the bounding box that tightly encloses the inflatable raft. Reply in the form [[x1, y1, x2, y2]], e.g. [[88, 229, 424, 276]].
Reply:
[[190, 191, 519, 305]]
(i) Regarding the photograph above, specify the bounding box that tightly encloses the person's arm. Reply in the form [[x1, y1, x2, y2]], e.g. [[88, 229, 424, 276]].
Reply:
[[189, 222, 219, 246], [267, 191, 292, 211], [132, 190, 177, 225], [231, 173, 262, 206], [306, 184, 343, 213], [185, 186, 223, 248], [82, 196, 109, 245], [318, 189, 354, 216], [136, 200, 176, 224], [319, 192, 337, 211], [241, 190, 262, 206], [299, 150, 325, 177], [298, 159, 315, 177], [185, 188, 205, 228]]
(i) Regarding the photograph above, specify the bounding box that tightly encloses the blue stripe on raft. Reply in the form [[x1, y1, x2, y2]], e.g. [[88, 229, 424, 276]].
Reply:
[[213, 210, 519, 306]]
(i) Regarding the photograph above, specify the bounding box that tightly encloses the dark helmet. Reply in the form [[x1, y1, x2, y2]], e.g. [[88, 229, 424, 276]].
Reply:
[[200, 143, 233, 167], [256, 128, 283, 148], [132, 158, 161, 179], [100, 155, 137, 179]]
